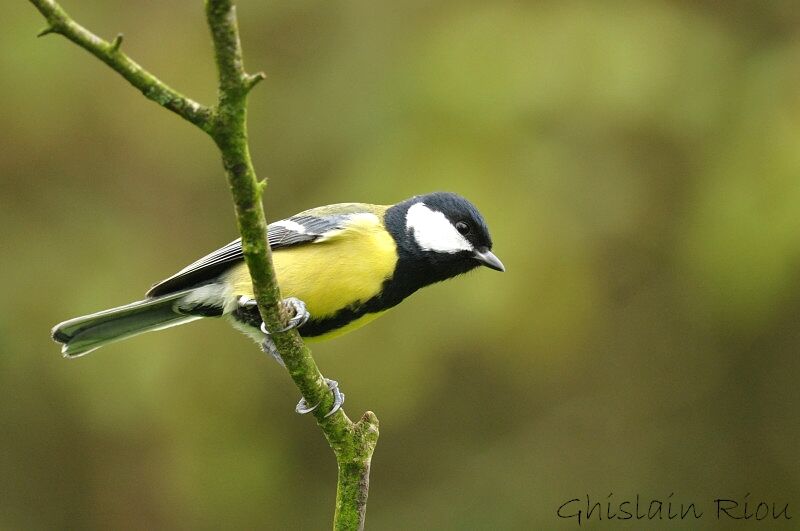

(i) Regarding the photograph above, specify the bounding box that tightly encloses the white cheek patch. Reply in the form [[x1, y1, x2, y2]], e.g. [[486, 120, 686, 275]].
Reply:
[[406, 202, 473, 253]]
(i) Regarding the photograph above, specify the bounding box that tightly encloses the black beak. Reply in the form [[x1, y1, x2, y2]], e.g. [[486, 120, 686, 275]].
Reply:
[[473, 249, 505, 272]]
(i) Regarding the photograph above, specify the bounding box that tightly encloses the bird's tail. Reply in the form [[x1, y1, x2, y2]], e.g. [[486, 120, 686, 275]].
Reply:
[[51, 290, 201, 358]]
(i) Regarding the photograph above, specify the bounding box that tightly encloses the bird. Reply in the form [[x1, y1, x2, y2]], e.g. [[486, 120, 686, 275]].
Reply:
[[51, 191, 504, 415]]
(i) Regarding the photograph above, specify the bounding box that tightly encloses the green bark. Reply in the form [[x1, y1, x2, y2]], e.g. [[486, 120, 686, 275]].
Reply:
[[28, 1, 379, 529]]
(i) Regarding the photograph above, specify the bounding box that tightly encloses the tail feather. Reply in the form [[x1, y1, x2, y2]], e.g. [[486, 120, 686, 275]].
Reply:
[[52, 290, 201, 358]]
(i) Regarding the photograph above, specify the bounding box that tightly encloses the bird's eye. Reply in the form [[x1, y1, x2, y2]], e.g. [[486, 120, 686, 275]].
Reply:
[[455, 221, 470, 235]]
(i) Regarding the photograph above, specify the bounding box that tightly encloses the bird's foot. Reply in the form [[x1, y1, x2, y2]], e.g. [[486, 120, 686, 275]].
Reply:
[[237, 295, 258, 309], [236, 296, 310, 365], [236, 296, 287, 365], [241, 296, 333, 415], [259, 297, 310, 335], [296, 378, 345, 418]]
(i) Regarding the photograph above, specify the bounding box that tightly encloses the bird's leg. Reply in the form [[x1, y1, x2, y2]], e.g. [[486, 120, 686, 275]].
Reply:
[[238, 296, 342, 415], [260, 334, 286, 366], [236, 296, 283, 365], [237, 295, 310, 361], [295, 378, 346, 418]]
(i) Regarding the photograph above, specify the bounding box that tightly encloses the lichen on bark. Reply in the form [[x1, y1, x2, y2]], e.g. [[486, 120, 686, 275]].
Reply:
[[28, 1, 379, 528]]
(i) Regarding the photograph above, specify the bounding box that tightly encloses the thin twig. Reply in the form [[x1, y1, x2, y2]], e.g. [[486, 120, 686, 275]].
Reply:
[[28, 1, 379, 528], [29, 0, 213, 131]]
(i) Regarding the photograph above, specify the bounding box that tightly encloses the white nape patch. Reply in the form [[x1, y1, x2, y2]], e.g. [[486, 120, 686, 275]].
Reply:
[[405, 202, 473, 253], [272, 220, 307, 234]]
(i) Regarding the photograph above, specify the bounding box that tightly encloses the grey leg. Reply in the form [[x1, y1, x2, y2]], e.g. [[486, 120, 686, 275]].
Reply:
[[260, 335, 285, 367], [243, 296, 339, 415]]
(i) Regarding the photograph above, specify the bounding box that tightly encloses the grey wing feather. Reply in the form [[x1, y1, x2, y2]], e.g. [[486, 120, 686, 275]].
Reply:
[[146, 212, 351, 297]]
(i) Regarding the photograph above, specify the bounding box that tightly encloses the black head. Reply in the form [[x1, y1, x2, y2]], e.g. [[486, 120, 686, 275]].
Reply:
[[384, 192, 504, 297]]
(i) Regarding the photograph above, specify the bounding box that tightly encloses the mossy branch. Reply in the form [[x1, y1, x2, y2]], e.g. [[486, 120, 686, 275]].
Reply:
[[28, 1, 378, 528]]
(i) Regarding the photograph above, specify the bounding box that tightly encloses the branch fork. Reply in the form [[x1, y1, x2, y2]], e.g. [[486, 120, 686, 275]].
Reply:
[[28, 1, 378, 528]]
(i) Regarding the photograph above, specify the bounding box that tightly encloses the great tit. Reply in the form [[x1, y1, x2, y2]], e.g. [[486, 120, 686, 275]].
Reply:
[[52, 192, 503, 412]]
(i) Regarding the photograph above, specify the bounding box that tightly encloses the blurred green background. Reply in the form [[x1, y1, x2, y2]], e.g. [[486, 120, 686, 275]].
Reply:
[[2, 1, 800, 529]]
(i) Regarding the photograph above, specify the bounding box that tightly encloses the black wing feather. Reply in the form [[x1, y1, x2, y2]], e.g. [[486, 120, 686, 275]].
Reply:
[[146, 214, 347, 297]]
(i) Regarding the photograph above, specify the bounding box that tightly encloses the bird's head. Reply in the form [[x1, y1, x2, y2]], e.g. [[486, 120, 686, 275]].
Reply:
[[386, 192, 504, 288]]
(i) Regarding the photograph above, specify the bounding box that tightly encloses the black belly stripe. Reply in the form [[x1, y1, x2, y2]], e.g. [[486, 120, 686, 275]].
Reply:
[[231, 298, 381, 337], [298, 270, 421, 337], [226, 200, 477, 338], [299, 302, 375, 337], [229, 255, 459, 338], [229, 275, 414, 338]]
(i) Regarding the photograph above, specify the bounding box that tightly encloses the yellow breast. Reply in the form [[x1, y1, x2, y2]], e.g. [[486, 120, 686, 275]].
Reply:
[[225, 212, 398, 338]]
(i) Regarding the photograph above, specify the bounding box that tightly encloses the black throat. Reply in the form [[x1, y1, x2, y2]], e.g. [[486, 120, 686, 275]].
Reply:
[[296, 200, 476, 338], [381, 199, 478, 303]]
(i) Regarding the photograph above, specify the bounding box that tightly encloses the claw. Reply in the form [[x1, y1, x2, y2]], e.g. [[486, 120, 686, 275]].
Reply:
[[238, 295, 258, 308], [295, 378, 345, 418], [254, 297, 334, 415], [282, 297, 310, 329], [260, 297, 310, 335]]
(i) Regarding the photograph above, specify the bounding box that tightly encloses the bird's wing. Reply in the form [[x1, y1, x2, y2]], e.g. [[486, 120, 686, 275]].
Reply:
[[146, 203, 385, 297]]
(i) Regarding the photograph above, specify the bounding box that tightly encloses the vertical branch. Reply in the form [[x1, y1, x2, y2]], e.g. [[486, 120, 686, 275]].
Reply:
[[203, 0, 285, 334], [28, 1, 380, 528]]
